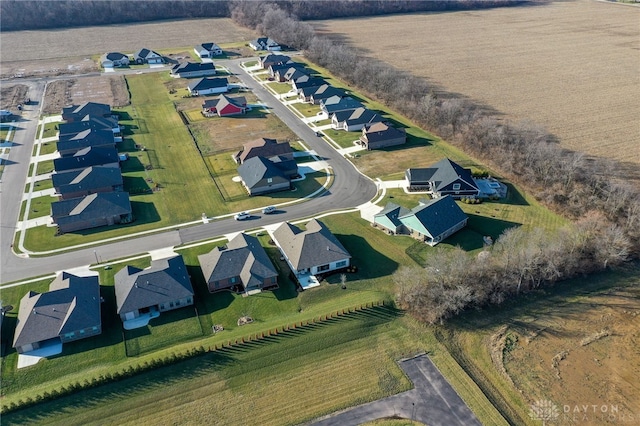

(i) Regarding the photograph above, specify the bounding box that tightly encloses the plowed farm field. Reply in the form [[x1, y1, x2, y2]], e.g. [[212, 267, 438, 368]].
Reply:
[[314, 0, 640, 165]]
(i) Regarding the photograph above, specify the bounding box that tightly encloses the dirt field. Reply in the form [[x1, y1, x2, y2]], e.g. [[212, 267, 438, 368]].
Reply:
[[0, 84, 29, 111], [0, 18, 255, 79], [313, 0, 640, 165], [42, 75, 129, 114]]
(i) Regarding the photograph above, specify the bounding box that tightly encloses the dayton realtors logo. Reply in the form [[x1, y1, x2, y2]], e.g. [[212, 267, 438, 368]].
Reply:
[[529, 399, 560, 424]]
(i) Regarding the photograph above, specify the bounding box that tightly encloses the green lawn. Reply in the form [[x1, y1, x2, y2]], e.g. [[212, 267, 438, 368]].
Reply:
[[37, 141, 57, 156], [35, 159, 54, 175], [266, 81, 295, 95], [323, 128, 361, 148], [290, 102, 321, 118], [25, 195, 56, 220], [42, 122, 60, 139]]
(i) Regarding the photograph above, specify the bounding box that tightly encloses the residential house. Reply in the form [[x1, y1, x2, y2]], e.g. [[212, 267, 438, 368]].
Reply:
[[251, 37, 281, 52], [235, 137, 294, 165], [291, 78, 326, 93], [331, 107, 383, 132], [202, 95, 247, 117], [272, 218, 351, 279], [53, 146, 120, 173], [259, 53, 290, 69], [0, 110, 13, 122], [199, 233, 278, 293], [359, 122, 406, 150], [12, 272, 101, 354], [280, 68, 308, 83], [373, 203, 411, 235], [269, 62, 304, 80], [56, 128, 116, 157], [170, 62, 216, 78], [299, 84, 346, 104], [237, 156, 291, 195], [52, 166, 124, 200], [405, 158, 480, 198], [51, 192, 132, 234], [133, 48, 164, 64], [58, 115, 121, 142], [194, 42, 223, 58], [187, 77, 229, 96], [319, 96, 363, 119], [100, 52, 130, 68], [114, 255, 194, 329], [397, 196, 468, 246], [62, 102, 112, 122]]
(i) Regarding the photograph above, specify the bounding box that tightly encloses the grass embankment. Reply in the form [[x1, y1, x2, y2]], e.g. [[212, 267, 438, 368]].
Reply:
[[1, 214, 506, 425]]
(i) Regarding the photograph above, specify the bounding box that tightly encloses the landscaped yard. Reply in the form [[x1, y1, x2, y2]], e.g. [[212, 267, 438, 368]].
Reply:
[[323, 128, 361, 149], [290, 101, 321, 118]]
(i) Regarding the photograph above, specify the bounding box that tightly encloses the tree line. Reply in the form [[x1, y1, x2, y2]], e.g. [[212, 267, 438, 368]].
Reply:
[[1, 0, 525, 31], [228, 1, 640, 323]]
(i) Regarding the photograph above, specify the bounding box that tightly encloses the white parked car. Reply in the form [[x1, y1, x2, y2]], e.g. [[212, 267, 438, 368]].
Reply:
[[262, 206, 276, 214], [234, 212, 250, 221]]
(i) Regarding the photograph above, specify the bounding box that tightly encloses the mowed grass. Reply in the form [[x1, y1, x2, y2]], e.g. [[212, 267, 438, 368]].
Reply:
[[323, 128, 361, 149]]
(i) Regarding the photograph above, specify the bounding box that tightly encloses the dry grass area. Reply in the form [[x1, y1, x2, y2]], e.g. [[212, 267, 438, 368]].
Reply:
[[314, 0, 640, 165], [42, 75, 129, 114], [0, 84, 29, 110], [503, 286, 640, 424]]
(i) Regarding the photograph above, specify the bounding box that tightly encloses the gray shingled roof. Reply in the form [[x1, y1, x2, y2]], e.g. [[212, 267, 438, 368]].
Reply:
[[273, 219, 351, 271], [321, 96, 363, 114], [114, 256, 193, 314], [237, 156, 289, 190], [53, 146, 119, 172], [188, 77, 229, 91], [62, 102, 111, 120], [361, 122, 406, 143], [13, 272, 101, 350], [171, 62, 215, 74], [103, 52, 128, 61], [407, 158, 477, 192], [199, 233, 278, 290], [52, 166, 123, 195], [51, 192, 131, 226], [332, 107, 382, 127], [238, 138, 292, 163], [57, 128, 116, 154], [398, 195, 468, 238], [58, 116, 118, 136], [196, 42, 221, 52]]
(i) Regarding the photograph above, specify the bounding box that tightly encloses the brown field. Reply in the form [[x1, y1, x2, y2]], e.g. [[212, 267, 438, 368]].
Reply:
[[314, 0, 640, 166], [42, 75, 129, 114], [0, 18, 256, 79]]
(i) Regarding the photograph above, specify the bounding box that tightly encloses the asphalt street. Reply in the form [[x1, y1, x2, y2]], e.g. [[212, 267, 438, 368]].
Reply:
[[0, 58, 377, 283], [308, 354, 482, 426]]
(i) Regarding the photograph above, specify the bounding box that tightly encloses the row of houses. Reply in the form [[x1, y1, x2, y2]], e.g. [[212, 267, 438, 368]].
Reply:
[[50, 102, 133, 234], [12, 218, 350, 356], [261, 54, 407, 150], [101, 42, 225, 69]]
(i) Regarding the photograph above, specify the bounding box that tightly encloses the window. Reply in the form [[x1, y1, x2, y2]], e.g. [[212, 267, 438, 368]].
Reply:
[[336, 260, 347, 268], [318, 264, 330, 272], [452, 183, 461, 190], [230, 277, 237, 284], [267, 178, 273, 183]]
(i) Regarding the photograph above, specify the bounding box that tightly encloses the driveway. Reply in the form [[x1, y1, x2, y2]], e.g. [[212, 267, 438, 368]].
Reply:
[[307, 354, 482, 426]]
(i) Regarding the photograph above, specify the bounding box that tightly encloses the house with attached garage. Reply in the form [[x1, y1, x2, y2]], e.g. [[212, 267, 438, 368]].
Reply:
[[331, 107, 383, 132], [199, 233, 278, 294], [133, 48, 164, 64], [115, 255, 194, 330], [251, 37, 281, 52], [187, 77, 229, 96], [308, 85, 347, 105], [237, 156, 292, 196], [62, 102, 112, 122], [57, 128, 117, 157], [170, 62, 216, 78], [235, 137, 294, 166], [259, 53, 290, 69], [372, 203, 411, 235], [53, 146, 120, 173], [100, 52, 130, 68], [291, 77, 326, 93], [358, 122, 406, 150], [51, 192, 132, 234], [272, 219, 351, 288], [319, 96, 363, 119], [202, 95, 247, 117], [405, 158, 479, 198], [58, 115, 122, 141], [396, 196, 468, 246], [52, 166, 123, 200], [194, 42, 223, 58], [12, 272, 101, 355], [269, 62, 305, 81]]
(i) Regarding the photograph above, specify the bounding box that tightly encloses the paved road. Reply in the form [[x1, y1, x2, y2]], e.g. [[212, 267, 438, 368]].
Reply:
[[0, 59, 377, 283], [308, 354, 482, 426]]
